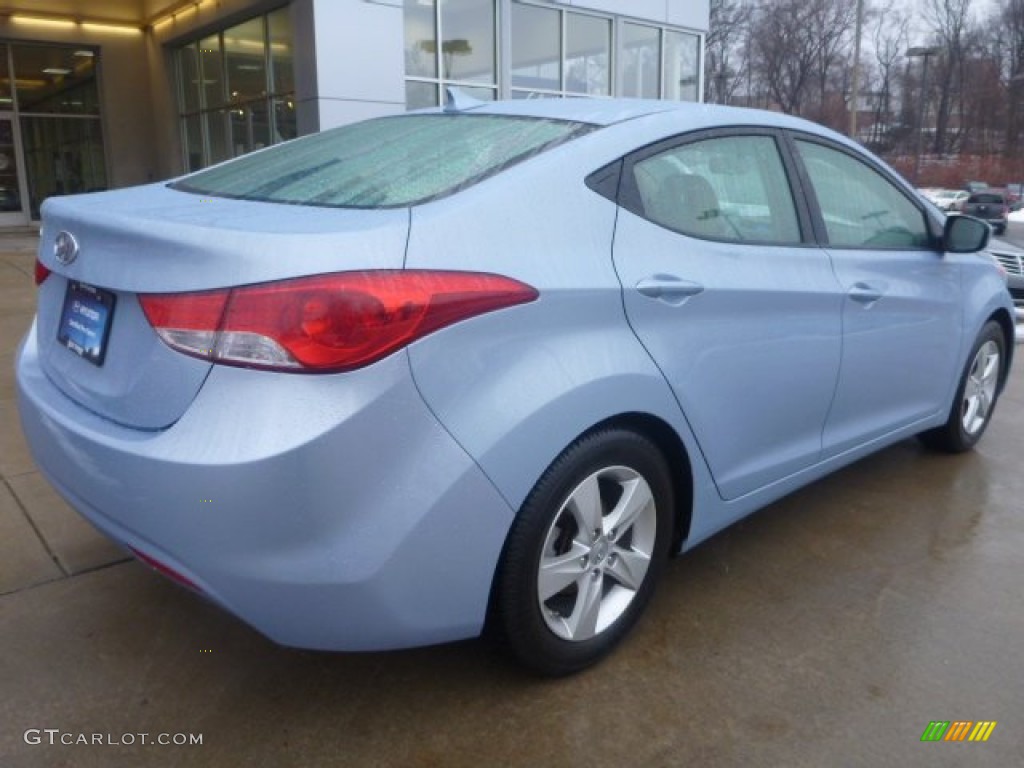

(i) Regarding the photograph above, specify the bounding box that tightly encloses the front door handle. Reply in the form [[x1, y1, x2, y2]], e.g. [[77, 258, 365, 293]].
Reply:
[[636, 275, 705, 305]]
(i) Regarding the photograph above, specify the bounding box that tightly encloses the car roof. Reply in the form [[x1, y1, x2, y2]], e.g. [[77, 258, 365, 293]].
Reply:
[[445, 95, 837, 135]]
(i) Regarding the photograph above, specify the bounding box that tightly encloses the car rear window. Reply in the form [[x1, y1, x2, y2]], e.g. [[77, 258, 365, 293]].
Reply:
[[171, 114, 594, 208], [968, 193, 1004, 204]]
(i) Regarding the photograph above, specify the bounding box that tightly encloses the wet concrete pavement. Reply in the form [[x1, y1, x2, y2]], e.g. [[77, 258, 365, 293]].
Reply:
[[2, 237, 1023, 767]]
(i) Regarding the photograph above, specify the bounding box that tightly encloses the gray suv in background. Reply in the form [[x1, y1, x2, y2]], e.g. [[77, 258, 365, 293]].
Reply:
[[962, 189, 1009, 235]]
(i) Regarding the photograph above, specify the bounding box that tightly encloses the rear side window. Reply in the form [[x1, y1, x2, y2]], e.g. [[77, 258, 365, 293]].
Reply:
[[171, 114, 594, 208], [629, 135, 802, 244], [968, 193, 1004, 204]]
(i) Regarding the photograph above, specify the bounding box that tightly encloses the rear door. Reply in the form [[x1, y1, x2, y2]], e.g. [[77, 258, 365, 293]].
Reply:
[[789, 136, 962, 456], [610, 130, 842, 500]]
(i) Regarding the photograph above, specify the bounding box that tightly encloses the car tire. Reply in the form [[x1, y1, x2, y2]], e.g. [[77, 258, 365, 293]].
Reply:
[[996, 225, 1006, 235], [491, 428, 674, 676], [919, 321, 1005, 453]]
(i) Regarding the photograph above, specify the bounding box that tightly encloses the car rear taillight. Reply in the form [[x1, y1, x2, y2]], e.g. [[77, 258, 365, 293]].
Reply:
[[34, 259, 51, 286], [139, 270, 538, 373]]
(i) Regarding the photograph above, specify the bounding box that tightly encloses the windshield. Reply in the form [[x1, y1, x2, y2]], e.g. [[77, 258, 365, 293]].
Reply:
[[171, 114, 594, 208]]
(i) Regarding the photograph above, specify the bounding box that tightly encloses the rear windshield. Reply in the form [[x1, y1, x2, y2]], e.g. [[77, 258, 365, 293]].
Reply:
[[968, 193, 1004, 204], [171, 114, 594, 208]]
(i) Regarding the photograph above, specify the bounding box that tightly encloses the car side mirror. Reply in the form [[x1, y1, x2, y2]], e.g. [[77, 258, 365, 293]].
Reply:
[[943, 215, 991, 253]]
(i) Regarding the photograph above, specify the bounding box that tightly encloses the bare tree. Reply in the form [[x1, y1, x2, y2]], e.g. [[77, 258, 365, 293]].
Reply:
[[808, 0, 858, 124], [704, 0, 753, 104], [923, 0, 973, 154], [750, 0, 820, 114], [1000, 0, 1024, 154], [862, 1, 911, 150], [727, 0, 1024, 178]]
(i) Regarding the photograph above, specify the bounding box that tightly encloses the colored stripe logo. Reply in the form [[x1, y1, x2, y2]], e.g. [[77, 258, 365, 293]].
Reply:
[[921, 721, 997, 742]]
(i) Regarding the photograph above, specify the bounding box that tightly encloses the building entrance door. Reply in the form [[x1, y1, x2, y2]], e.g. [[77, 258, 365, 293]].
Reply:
[[0, 115, 29, 226]]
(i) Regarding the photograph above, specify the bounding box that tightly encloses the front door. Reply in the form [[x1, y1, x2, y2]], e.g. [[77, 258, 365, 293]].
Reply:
[[0, 115, 29, 226], [790, 138, 962, 455]]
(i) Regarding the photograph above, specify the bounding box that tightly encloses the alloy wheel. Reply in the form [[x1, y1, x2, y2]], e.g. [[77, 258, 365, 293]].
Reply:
[[536, 466, 657, 642], [961, 340, 1000, 436]]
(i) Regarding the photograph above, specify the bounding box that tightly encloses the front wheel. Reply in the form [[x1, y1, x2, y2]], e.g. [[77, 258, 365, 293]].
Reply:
[[919, 321, 1005, 452], [491, 429, 674, 676]]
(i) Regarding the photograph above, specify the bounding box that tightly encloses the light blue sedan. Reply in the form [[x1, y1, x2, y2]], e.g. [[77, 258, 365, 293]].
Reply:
[[16, 97, 1014, 676]]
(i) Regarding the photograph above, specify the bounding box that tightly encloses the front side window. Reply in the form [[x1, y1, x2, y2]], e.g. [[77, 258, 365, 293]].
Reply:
[[172, 114, 593, 208], [795, 140, 930, 249], [629, 135, 801, 244]]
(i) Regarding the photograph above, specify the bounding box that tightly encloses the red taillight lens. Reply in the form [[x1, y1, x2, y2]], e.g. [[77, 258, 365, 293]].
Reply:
[[34, 259, 51, 286], [140, 271, 538, 372]]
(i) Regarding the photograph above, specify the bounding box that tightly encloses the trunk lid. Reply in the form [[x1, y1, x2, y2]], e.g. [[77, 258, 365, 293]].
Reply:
[[36, 184, 410, 430]]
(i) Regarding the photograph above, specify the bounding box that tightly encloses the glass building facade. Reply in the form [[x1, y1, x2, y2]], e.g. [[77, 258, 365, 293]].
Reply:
[[404, 0, 702, 109], [0, 0, 706, 220], [0, 42, 106, 222], [174, 7, 296, 172]]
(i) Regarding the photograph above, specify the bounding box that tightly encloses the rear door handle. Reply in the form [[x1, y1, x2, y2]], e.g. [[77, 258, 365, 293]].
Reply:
[[848, 282, 885, 305], [636, 275, 705, 305]]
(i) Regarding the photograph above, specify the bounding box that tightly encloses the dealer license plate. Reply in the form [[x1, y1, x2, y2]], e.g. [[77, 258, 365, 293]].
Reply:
[[57, 281, 116, 367]]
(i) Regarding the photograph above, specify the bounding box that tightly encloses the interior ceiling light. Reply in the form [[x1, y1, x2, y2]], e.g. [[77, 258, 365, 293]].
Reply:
[[80, 22, 142, 36], [10, 15, 76, 29], [10, 14, 140, 35], [150, 0, 213, 31], [73, 50, 96, 58]]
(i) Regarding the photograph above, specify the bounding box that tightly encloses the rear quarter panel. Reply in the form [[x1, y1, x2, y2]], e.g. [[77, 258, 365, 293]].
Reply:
[[403, 127, 718, 523]]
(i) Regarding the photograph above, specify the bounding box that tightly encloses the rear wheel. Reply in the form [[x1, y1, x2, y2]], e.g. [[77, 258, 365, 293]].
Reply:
[[920, 321, 1005, 452], [492, 429, 673, 676]]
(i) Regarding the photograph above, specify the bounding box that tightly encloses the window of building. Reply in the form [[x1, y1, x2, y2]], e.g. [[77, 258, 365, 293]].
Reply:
[[0, 43, 106, 220], [619, 23, 660, 99], [566, 13, 611, 97], [665, 29, 700, 102], [175, 7, 296, 172], [405, 1, 702, 108], [404, 0, 498, 109]]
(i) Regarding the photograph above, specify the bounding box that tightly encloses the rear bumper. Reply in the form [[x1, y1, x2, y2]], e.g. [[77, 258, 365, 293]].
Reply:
[[16, 321, 515, 650]]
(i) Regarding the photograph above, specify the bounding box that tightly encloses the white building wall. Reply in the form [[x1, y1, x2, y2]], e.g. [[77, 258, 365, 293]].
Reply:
[[303, 0, 406, 130]]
